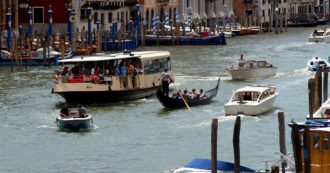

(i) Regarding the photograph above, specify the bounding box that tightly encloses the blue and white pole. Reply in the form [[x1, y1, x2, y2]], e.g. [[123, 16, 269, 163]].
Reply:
[[164, 13, 169, 26], [152, 14, 157, 34], [48, 5, 53, 37], [175, 11, 180, 24], [28, 7, 33, 38], [67, 5, 72, 42], [187, 12, 192, 27], [87, 6, 92, 45], [6, 8, 11, 51]]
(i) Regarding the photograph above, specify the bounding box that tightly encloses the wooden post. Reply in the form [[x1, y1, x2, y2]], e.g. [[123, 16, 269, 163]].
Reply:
[[233, 116, 241, 173], [175, 24, 179, 45], [303, 126, 311, 173], [323, 68, 328, 102], [269, 13, 273, 32], [280, 15, 283, 32], [171, 23, 174, 46], [284, 15, 287, 32], [308, 78, 315, 118], [315, 70, 322, 110], [211, 119, 218, 173], [291, 123, 302, 173], [271, 166, 279, 173], [278, 112, 287, 173], [141, 21, 146, 46]]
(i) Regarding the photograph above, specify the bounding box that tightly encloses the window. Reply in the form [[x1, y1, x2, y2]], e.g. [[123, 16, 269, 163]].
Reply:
[[313, 133, 320, 150], [80, 8, 88, 20], [143, 57, 170, 75], [117, 12, 120, 21], [94, 12, 98, 24], [121, 12, 124, 22], [33, 7, 44, 23], [108, 12, 112, 23], [323, 134, 329, 150], [262, 10, 265, 17]]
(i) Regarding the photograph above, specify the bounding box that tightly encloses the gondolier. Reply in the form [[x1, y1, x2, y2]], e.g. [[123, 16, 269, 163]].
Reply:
[[161, 68, 174, 96]]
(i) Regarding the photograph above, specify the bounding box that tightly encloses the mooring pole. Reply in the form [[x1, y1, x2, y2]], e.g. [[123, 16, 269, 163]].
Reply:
[[308, 78, 315, 118], [323, 67, 328, 102], [48, 5, 53, 38], [291, 123, 302, 173], [211, 119, 218, 173], [278, 112, 287, 173], [6, 8, 12, 52], [233, 116, 241, 173]]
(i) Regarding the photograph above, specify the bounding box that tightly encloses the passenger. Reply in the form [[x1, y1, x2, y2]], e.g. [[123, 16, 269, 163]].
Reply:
[[114, 64, 120, 76], [128, 62, 135, 88], [60, 103, 70, 118], [53, 70, 61, 84], [60, 66, 69, 76], [120, 62, 127, 87], [181, 89, 188, 100], [189, 89, 197, 100], [77, 104, 88, 118], [199, 89, 206, 99]]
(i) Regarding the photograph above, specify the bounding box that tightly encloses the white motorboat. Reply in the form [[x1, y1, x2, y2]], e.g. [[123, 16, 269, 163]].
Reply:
[[224, 85, 278, 116], [308, 28, 330, 43], [306, 56, 330, 71], [307, 98, 330, 120], [226, 55, 277, 80], [56, 111, 93, 131]]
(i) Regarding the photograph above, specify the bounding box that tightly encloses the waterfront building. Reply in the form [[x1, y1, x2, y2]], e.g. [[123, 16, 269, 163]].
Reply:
[[256, 0, 290, 28], [71, 0, 138, 32], [18, 0, 69, 34], [179, 0, 233, 24], [140, 0, 179, 31]]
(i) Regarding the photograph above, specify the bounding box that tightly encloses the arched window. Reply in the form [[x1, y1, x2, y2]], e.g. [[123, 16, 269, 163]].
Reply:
[[117, 12, 120, 21], [169, 8, 172, 24], [146, 9, 150, 30], [108, 12, 113, 23], [94, 12, 98, 24]]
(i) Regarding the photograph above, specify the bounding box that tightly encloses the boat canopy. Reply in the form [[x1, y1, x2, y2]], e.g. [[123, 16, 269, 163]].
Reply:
[[59, 51, 170, 63], [235, 85, 275, 93], [184, 158, 255, 172]]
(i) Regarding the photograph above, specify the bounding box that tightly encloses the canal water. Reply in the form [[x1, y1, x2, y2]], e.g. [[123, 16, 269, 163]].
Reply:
[[0, 27, 328, 173]]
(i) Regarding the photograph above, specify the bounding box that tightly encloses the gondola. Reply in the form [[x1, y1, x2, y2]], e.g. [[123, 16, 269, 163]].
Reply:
[[156, 78, 220, 108]]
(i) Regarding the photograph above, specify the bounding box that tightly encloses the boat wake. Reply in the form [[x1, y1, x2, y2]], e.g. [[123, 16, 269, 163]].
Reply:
[[275, 68, 312, 79]]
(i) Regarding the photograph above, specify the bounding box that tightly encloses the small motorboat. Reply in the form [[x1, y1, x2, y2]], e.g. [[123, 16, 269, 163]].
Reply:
[[156, 78, 220, 108], [56, 111, 93, 131], [226, 55, 277, 80], [307, 56, 330, 71], [308, 28, 330, 43], [224, 85, 278, 116], [164, 158, 255, 173]]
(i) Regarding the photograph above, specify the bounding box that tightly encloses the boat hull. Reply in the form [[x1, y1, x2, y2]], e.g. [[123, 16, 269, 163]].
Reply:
[[145, 33, 226, 45], [52, 86, 160, 104], [308, 36, 330, 43], [224, 95, 277, 116], [56, 116, 93, 131], [227, 67, 277, 80]]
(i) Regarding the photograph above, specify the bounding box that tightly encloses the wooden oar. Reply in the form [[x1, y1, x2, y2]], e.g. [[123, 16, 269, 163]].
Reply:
[[173, 83, 190, 110]]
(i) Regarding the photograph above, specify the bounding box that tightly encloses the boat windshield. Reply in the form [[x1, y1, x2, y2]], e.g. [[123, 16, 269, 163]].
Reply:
[[232, 91, 260, 101]]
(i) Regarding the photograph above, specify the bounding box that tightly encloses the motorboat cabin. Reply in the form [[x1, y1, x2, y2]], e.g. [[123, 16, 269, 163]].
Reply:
[[224, 85, 278, 116], [226, 55, 277, 80]]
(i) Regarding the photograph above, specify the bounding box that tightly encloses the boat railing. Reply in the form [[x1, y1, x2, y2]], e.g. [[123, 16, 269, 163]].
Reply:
[[261, 152, 295, 172]]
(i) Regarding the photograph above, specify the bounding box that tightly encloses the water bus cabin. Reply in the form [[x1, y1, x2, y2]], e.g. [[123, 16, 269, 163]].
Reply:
[[52, 51, 173, 103], [299, 127, 330, 173]]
